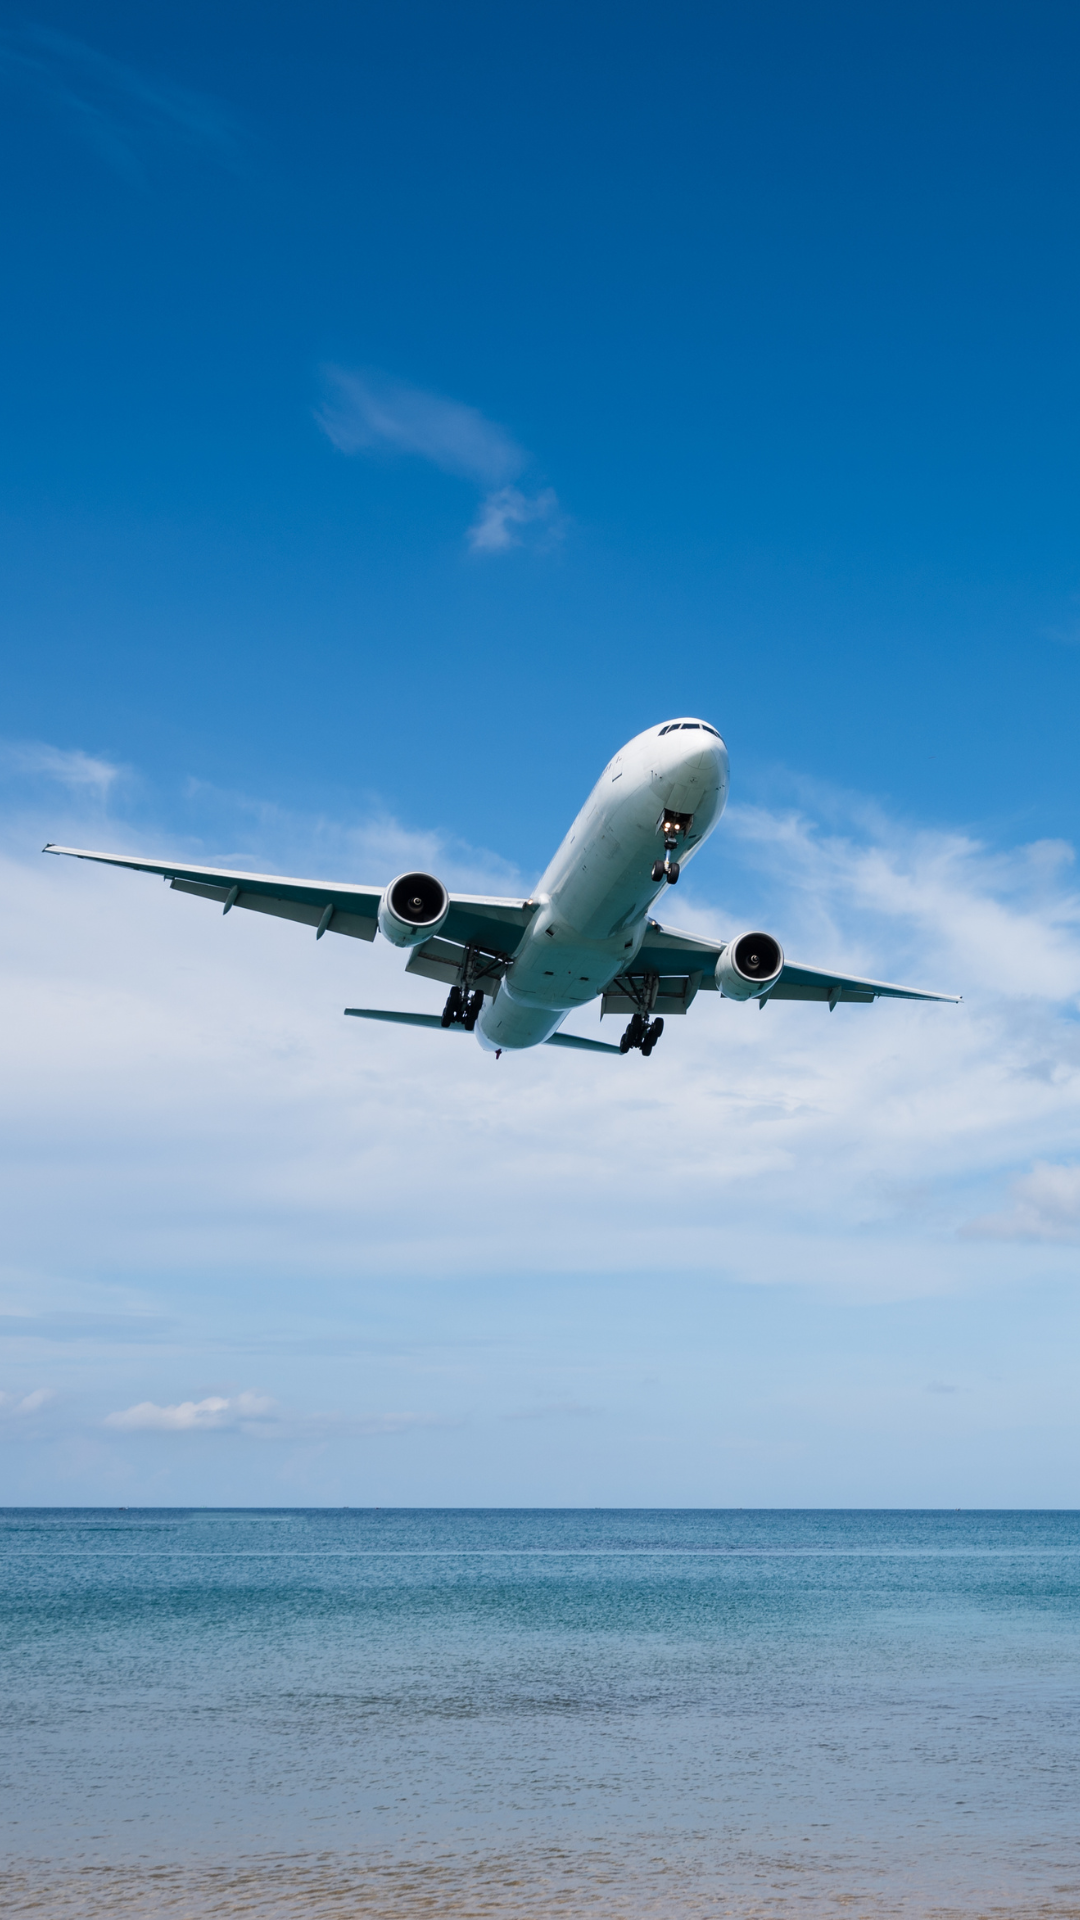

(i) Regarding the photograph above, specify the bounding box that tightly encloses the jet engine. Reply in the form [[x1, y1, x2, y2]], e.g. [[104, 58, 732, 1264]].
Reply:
[[715, 930, 784, 999], [377, 871, 450, 947]]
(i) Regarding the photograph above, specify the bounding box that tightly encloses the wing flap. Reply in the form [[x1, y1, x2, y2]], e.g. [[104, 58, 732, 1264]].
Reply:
[[404, 934, 508, 994], [170, 878, 377, 941], [601, 972, 703, 1016], [768, 983, 874, 1003], [771, 964, 959, 1003]]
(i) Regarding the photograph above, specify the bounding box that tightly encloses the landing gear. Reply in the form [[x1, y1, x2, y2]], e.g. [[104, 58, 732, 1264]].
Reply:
[[619, 1011, 664, 1056], [438, 944, 501, 1030], [653, 809, 692, 885], [441, 984, 484, 1030]]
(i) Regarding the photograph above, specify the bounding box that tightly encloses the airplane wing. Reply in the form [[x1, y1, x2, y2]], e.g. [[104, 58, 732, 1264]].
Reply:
[[619, 918, 959, 1012], [43, 849, 959, 1011], [42, 845, 535, 958]]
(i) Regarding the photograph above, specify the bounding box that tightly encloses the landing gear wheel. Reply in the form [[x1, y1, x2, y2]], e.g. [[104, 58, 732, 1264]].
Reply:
[[666, 862, 680, 883], [621, 1012, 647, 1052], [441, 986, 463, 1028], [641, 1016, 664, 1056], [462, 989, 484, 1031], [651, 859, 666, 883]]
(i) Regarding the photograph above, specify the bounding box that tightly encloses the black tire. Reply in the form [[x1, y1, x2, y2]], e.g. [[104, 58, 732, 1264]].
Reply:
[[666, 862, 680, 883], [651, 860, 666, 882], [619, 1033, 633, 1053], [648, 1018, 664, 1049]]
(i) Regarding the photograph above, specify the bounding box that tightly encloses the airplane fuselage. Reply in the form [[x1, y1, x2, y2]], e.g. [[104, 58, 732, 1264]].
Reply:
[[478, 720, 729, 1050]]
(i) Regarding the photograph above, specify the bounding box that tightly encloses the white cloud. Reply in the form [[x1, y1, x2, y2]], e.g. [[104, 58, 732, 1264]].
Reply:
[[468, 485, 564, 553], [106, 1395, 233, 1431], [317, 367, 524, 485], [103, 1392, 449, 1438], [0, 740, 122, 801], [0, 1388, 55, 1416], [5, 762, 1080, 1500], [3, 772, 1079, 1300], [317, 366, 563, 553], [965, 1161, 1080, 1242]]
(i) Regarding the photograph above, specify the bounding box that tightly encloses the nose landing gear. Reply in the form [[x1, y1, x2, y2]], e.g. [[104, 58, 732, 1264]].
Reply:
[[652, 809, 692, 884]]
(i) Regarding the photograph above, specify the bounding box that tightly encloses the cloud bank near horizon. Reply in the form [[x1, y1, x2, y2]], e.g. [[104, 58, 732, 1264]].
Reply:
[[3, 744, 1080, 1502]]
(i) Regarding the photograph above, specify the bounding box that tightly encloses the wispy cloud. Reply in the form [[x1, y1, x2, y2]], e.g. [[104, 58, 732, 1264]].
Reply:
[[468, 485, 563, 553], [0, 740, 122, 802], [0, 26, 240, 180], [317, 367, 565, 553], [0, 1388, 54, 1416], [965, 1161, 1080, 1242], [106, 1391, 274, 1432], [104, 1392, 452, 1438], [317, 368, 524, 485]]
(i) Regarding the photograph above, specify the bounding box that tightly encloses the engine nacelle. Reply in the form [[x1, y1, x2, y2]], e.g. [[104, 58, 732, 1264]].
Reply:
[[377, 871, 450, 948], [715, 930, 784, 1000]]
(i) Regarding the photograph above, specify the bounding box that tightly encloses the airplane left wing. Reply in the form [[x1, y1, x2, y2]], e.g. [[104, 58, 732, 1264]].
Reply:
[[623, 918, 959, 1010], [42, 845, 535, 957]]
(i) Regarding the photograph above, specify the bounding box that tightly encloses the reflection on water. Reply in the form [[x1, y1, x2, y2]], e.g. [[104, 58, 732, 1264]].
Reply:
[[2, 1509, 1079, 1917]]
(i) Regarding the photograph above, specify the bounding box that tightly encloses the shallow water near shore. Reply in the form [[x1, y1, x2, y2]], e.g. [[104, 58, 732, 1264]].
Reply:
[[3, 1508, 1079, 1917]]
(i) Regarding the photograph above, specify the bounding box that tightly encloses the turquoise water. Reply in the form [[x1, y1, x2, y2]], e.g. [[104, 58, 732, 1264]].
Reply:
[[2, 1509, 1079, 1917]]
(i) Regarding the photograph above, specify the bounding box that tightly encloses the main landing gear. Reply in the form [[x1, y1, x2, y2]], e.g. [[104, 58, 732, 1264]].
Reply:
[[619, 1012, 664, 1056], [441, 985, 484, 1030]]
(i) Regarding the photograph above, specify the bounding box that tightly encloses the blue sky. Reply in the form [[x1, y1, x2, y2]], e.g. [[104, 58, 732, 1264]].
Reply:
[[2, 2, 1080, 1505]]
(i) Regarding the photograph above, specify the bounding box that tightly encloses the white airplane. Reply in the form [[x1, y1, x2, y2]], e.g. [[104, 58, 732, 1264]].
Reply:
[[45, 719, 958, 1057]]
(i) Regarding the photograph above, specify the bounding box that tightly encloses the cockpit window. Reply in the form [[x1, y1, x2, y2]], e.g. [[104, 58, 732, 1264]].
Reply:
[[660, 720, 723, 737]]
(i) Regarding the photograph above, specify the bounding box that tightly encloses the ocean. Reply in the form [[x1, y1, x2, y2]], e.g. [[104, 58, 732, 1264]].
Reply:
[[2, 1508, 1078, 1918]]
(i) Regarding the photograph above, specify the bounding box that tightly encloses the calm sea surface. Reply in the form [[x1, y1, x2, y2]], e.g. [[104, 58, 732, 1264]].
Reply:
[[2, 1508, 1079, 1918]]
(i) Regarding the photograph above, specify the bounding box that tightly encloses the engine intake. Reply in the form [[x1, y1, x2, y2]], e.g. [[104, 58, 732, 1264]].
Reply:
[[378, 871, 450, 948], [715, 930, 784, 1000]]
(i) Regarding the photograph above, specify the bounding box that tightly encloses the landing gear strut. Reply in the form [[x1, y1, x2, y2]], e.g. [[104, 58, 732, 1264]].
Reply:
[[619, 1012, 664, 1056], [652, 808, 692, 885], [441, 943, 497, 1030], [614, 971, 665, 1057]]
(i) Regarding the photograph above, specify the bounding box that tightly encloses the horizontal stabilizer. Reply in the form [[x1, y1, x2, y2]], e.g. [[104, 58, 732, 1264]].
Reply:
[[544, 1032, 623, 1054], [345, 1008, 461, 1031], [344, 1009, 622, 1053]]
